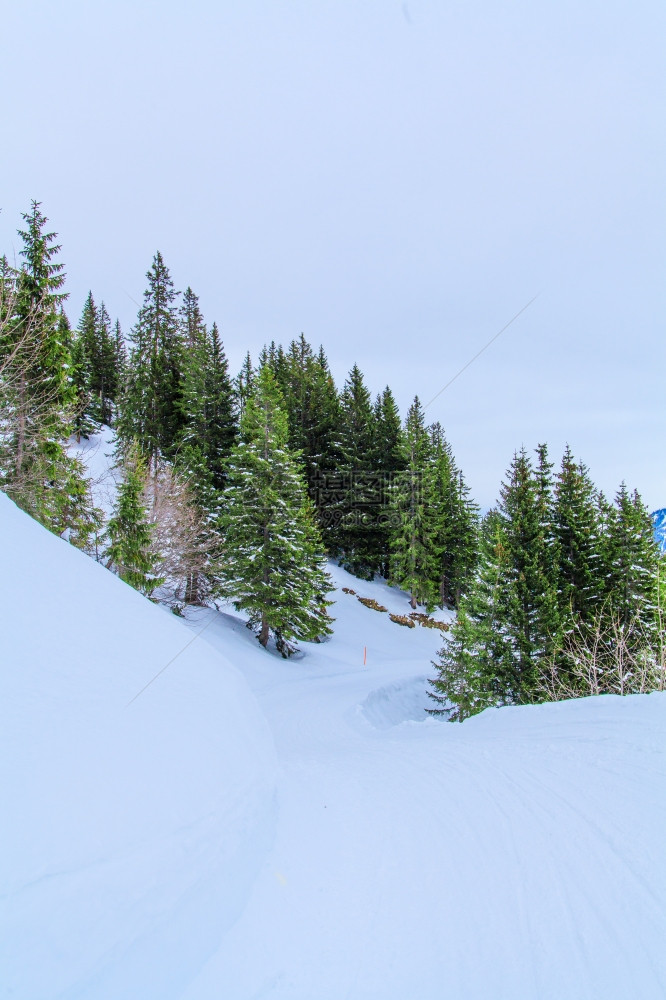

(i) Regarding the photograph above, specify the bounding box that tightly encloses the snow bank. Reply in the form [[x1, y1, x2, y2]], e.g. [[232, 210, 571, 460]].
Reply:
[[0, 493, 277, 1000]]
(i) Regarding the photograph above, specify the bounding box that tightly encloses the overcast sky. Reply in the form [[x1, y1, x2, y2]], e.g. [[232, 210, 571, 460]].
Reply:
[[2, 0, 664, 509]]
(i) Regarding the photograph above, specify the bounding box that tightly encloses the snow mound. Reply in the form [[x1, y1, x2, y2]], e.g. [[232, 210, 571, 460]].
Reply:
[[360, 675, 433, 728], [0, 492, 277, 1000]]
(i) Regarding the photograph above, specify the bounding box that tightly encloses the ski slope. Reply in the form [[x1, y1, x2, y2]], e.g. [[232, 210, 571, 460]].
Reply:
[[2, 492, 666, 999]]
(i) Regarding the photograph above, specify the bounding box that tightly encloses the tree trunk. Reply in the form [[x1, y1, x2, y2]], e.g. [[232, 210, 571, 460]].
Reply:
[[259, 611, 270, 648], [16, 375, 26, 473]]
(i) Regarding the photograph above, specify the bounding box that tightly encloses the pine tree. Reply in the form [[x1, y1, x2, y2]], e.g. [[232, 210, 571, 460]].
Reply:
[[331, 363, 377, 576], [235, 351, 255, 420], [71, 295, 120, 432], [118, 252, 182, 467], [177, 302, 236, 508], [71, 292, 99, 437], [105, 442, 164, 595], [388, 396, 438, 609], [429, 422, 478, 609], [15, 201, 73, 416], [259, 335, 341, 505], [205, 323, 237, 484], [603, 484, 660, 631], [113, 319, 127, 390], [428, 510, 512, 720], [371, 386, 405, 577], [179, 286, 205, 348], [541, 481, 664, 701], [218, 367, 333, 655], [94, 302, 118, 424], [553, 446, 604, 625], [499, 446, 560, 699], [0, 203, 98, 542]]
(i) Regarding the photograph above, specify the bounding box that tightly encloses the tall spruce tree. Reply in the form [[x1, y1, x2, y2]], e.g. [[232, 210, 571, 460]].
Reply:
[[388, 396, 438, 609], [331, 364, 377, 576], [429, 510, 512, 720], [15, 201, 73, 416], [113, 319, 127, 389], [260, 335, 341, 507], [602, 484, 660, 631], [371, 385, 405, 577], [499, 446, 560, 699], [105, 442, 163, 595], [71, 292, 111, 435], [235, 351, 255, 420], [118, 252, 182, 467], [218, 367, 333, 655], [177, 301, 236, 508], [93, 302, 118, 424], [429, 422, 478, 609], [0, 203, 98, 544], [553, 446, 604, 625]]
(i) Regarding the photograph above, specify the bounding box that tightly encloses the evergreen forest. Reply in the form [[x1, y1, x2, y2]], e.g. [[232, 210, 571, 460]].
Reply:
[[1, 203, 663, 708]]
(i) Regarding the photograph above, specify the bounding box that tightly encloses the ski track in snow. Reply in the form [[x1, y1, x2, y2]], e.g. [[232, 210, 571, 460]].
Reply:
[[2, 490, 666, 1000], [181, 564, 666, 1000]]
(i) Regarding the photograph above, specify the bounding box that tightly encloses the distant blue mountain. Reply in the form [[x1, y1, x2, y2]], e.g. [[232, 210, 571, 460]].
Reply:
[[651, 509, 666, 552]]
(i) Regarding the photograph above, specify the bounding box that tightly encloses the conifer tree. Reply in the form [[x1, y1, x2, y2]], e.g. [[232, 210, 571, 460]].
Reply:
[[218, 367, 333, 655], [259, 335, 341, 501], [179, 286, 205, 348], [113, 319, 127, 388], [602, 484, 660, 631], [105, 442, 163, 595], [429, 510, 512, 719], [0, 203, 98, 543], [286, 336, 340, 487], [388, 396, 438, 609], [177, 301, 236, 507], [72, 295, 122, 432], [432, 446, 558, 718], [553, 446, 603, 625], [206, 322, 237, 484], [499, 446, 560, 698], [259, 337, 342, 538], [15, 201, 73, 416], [371, 386, 405, 576], [372, 386, 403, 474], [331, 363, 377, 575], [118, 252, 182, 467], [235, 351, 255, 419], [429, 422, 478, 609], [71, 292, 99, 436], [94, 302, 119, 424]]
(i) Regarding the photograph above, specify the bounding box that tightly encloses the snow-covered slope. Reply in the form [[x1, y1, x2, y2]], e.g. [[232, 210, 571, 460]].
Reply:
[[2, 493, 666, 1000], [0, 493, 277, 1000], [186, 566, 666, 1000]]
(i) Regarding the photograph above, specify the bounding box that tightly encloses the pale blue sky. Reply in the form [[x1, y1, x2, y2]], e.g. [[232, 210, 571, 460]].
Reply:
[[1, 0, 664, 508]]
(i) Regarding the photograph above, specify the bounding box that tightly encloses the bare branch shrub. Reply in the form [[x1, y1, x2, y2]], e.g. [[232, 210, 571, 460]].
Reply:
[[0, 283, 92, 531], [538, 603, 665, 702], [142, 461, 220, 608]]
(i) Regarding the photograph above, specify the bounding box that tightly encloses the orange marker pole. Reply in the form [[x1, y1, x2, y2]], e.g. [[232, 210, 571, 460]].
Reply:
[[363, 646, 367, 665]]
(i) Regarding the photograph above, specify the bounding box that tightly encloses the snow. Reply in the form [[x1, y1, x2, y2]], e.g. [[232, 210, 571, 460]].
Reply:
[[2, 494, 666, 999], [0, 492, 277, 999], [70, 425, 120, 517]]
